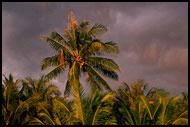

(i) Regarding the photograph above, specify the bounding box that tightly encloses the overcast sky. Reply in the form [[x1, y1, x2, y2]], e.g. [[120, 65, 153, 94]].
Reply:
[[2, 2, 188, 95]]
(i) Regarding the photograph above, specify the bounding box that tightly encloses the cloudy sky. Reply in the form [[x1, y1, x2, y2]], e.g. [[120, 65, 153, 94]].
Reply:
[[2, 2, 188, 95]]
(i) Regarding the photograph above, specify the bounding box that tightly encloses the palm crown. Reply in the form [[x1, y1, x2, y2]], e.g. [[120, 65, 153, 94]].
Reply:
[[40, 11, 119, 93]]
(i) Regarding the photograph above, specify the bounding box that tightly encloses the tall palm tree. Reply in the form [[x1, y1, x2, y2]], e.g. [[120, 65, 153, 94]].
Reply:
[[40, 11, 119, 123]]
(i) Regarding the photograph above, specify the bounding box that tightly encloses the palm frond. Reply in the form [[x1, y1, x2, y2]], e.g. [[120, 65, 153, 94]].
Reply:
[[39, 36, 74, 55], [64, 28, 77, 50], [29, 118, 45, 125], [41, 55, 60, 71], [38, 112, 55, 125], [91, 92, 114, 125], [87, 56, 119, 71], [140, 96, 153, 120], [86, 71, 103, 91], [104, 41, 119, 54], [45, 64, 65, 80], [87, 23, 107, 38], [172, 118, 188, 125], [50, 31, 67, 44], [87, 41, 118, 54], [86, 64, 112, 91], [53, 98, 71, 113], [42, 85, 61, 99]]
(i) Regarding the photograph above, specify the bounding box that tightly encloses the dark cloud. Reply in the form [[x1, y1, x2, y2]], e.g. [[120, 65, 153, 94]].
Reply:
[[2, 2, 188, 95]]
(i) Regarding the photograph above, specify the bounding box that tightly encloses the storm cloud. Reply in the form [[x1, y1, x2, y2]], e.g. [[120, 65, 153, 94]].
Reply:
[[2, 2, 188, 95]]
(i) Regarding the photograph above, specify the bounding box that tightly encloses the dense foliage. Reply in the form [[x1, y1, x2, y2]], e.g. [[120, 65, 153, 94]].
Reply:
[[2, 11, 188, 125], [2, 75, 188, 125]]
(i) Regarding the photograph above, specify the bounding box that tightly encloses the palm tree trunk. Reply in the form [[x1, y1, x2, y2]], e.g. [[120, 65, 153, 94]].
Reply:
[[70, 79, 84, 124]]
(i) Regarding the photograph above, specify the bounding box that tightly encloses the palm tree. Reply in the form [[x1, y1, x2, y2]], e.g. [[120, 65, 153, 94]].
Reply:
[[29, 97, 73, 125], [113, 81, 187, 125], [2, 74, 21, 125], [141, 95, 188, 125], [40, 11, 119, 124], [12, 76, 61, 125], [19, 76, 61, 101]]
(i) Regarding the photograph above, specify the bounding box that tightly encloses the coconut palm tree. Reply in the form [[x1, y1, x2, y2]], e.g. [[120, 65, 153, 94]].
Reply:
[[19, 76, 61, 101], [11, 76, 61, 125], [40, 11, 119, 124], [29, 96, 73, 125], [113, 81, 187, 125], [2, 74, 21, 125], [140, 95, 188, 125]]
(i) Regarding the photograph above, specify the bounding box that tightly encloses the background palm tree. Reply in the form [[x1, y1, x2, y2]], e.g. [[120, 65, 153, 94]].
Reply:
[[2, 74, 21, 125], [82, 87, 116, 125], [40, 11, 119, 124], [113, 80, 188, 125], [11, 75, 61, 125]]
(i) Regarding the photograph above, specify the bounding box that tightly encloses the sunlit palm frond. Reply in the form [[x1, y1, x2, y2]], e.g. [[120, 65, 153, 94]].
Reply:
[[38, 112, 55, 125], [29, 118, 45, 125]]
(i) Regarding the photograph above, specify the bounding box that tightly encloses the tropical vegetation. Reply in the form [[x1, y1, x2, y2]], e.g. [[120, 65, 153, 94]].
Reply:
[[2, 11, 188, 125]]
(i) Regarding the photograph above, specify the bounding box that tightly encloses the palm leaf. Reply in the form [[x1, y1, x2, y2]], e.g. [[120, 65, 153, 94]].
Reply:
[[87, 23, 107, 38], [87, 56, 119, 71], [45, 64, 65, 80], [104, 41, 119, 54], [42, 85, 61, 99], [38, 112, 55, 125], [29, 118, 45, 125], [86, 71, 103, 91], [39, 36, 74, 55], [41, 55, 60, 71], [86, 64, 112, 91], [91, 92, 114, 125], [53, 98, 70, 113], [172, 118, 188, 125], [140, 96, 153, 120], [50, 31, 67, 44], [87, 41, 118, 54]]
